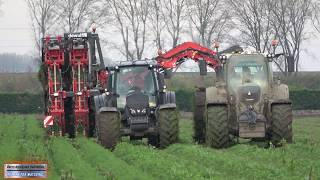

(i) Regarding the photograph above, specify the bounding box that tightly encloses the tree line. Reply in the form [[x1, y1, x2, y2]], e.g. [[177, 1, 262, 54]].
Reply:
[[0, 53, 37, 73], [25, 0, 320, 73]]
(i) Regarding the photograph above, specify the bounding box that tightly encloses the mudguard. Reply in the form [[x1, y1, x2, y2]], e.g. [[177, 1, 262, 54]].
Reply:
[[158, 91, 177, 110], [206, 85, 228, 105], [159, 103, 177, 110], [160, 91, 176, 105], [272, 83, 290, 101], [94, 93, 106, 114], [99, 107, 118, 113]]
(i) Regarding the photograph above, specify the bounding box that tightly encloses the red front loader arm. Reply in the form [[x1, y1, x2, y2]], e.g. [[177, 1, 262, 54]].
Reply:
[[156, 42, 221, 70]]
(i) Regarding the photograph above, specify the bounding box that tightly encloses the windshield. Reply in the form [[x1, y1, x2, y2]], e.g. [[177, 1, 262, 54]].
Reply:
[[116, 66, 156, 108], [227, 55, 268, 91]]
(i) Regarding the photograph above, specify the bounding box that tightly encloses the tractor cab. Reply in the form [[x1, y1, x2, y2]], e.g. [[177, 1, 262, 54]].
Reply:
[[224, 54, 272, 109], [112, 65, 157, 109], [106, 61, 160, 111], [226, 54, 270, 90]]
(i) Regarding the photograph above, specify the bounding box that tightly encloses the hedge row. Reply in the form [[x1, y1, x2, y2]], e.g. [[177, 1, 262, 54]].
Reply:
[[290, 90, 320, 110], [0, 93, 43, 113], [0, 90, 319, 113], [175, 89, 320, 112]]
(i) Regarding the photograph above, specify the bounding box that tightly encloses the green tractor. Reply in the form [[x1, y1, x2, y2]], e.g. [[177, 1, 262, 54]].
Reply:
[[94, 60, 179, 149], [194, 52, 293, 148]]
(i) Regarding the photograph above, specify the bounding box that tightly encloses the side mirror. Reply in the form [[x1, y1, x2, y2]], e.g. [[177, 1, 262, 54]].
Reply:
[[164, 69, 172, 79], [157, 73, 166, 91], [219, 55, 228, 64], [266, 54, 274, 62], [198, 59, 207, 76]]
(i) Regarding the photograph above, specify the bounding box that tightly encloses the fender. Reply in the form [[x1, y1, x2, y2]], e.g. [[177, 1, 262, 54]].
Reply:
[[160, 91, 176, 105], [265, 84, 292, 125], [272, 83, 290, 101], [206, 84, 228, 106], [157, 91, 177, 113], [99, 107, 118, 113], [94, 93, 106, 114], [159, 103, 177, 110]]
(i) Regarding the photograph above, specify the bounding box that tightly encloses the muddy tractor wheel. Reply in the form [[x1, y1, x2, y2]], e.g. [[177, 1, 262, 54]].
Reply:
[[193, 89, 206, 144], [65, 97, 75, 138], [147, 134, 159, 147], [97, 111, 120, 150], [206, 105, 229, 148], [271, 104, 293, 145], [193, 106, 206, 144], [158, 108, 179, 149], [88, 98, 96, 137]]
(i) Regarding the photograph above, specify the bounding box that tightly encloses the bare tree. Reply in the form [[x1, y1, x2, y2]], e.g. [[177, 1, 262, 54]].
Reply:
[[56, 0, 105, 32], [162, 0, 187, 48], [187, 0, 231, 47], [271, 0, 314, 73], [148, 0, 166, 50], [26, 0, 59, 57], [312, 1, 320, 33], [109, 0, 151, 61], [227, 0, 274, 53]]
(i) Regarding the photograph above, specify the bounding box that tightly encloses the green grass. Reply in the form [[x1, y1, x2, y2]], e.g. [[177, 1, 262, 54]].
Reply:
[[0, 114, 319, 179]]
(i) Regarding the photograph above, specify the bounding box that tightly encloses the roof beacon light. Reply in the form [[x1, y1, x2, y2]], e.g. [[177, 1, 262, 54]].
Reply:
[[271, 39, 279, 47], [213, 41, 220, 49], [91, 23, 97, 33]]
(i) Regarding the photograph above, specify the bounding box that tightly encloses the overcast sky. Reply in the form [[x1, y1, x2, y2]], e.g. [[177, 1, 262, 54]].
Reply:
[[0, 0, 320, 71]]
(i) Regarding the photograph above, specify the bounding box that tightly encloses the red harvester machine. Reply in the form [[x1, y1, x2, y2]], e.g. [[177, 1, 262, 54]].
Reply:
[[42, 32, 107, 137]]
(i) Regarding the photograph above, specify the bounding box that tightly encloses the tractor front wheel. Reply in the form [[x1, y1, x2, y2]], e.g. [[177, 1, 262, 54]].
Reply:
[[158, 108, 179, 149], [270, 104, 293, 145], [206, 105, 229, 148], [96, 111, 120, 150], [193, 89, 206, 144]]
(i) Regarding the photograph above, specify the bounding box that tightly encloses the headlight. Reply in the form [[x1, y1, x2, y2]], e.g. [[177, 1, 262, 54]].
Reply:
[[129, 108, 147, 116], [130, 109, 136, 115]]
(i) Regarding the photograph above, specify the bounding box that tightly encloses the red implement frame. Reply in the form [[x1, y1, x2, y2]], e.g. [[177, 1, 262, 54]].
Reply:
[[156, 42, 220, 70], [70, 45, 90, 135], [43, 36, 66, 135], [42, 32, 106, 137]]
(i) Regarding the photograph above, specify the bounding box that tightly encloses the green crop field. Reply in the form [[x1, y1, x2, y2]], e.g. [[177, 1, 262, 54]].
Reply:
[[0, 114, 319, 180]]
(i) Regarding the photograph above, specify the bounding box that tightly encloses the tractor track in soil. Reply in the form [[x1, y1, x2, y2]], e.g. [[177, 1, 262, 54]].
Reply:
[[0, 114, 320, 179]]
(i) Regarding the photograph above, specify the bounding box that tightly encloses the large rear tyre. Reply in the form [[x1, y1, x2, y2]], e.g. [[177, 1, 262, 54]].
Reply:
[[206, 105, 229, 148], [97, 111, 120, 150], [147, 134, 159, 147], [65, 97, 75, 138], [271, 104, 293, 145], [193, 90, 206, 143], [88, 98, 96, 137], [158, 108, 179, 149]]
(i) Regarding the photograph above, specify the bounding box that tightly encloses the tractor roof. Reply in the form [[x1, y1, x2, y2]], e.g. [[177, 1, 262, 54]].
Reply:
[[109, 59, 158, 68]]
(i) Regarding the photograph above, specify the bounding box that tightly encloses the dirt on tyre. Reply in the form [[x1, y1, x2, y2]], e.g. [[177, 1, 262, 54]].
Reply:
[[193, 88, 206, 143], [147, 134, 159, 147], [206, 105, 229, 148], [271, 104, 293, 145], [88, 97, 96, 137], [193, 105, 206, 144], [97, 111, 120, 150], [158, 108, 179, 149]]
